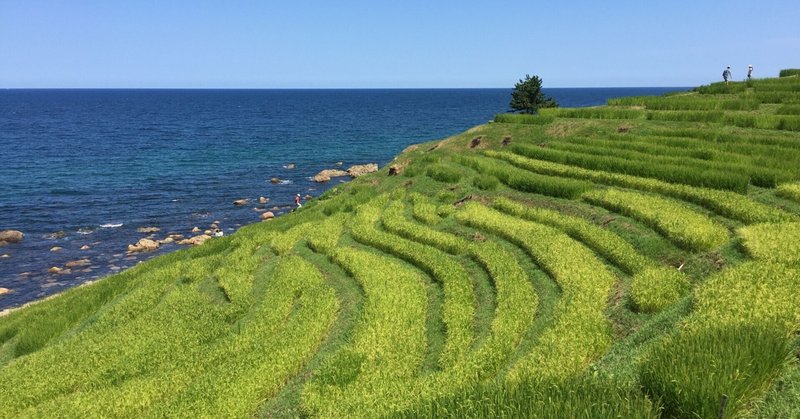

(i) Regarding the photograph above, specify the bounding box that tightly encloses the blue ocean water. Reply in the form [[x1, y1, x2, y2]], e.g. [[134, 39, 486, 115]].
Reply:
[[0, 87, 686, 309]]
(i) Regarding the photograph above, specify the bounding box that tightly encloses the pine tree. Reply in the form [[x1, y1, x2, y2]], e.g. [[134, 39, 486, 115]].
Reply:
[[510, 74, 558, 114]]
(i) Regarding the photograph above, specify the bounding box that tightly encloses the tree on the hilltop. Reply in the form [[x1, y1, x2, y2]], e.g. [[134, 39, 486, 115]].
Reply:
[[510, 74, 558, 114]]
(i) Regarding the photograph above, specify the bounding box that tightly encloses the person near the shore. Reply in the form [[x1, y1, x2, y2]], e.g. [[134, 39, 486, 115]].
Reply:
[[295, 193, 302, 208], [747, 65, 753, 80], [723, 66, 732, 85]]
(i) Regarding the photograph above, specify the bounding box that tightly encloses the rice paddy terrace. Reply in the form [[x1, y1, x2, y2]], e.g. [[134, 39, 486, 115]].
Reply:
[[2, 72, 800, 418]]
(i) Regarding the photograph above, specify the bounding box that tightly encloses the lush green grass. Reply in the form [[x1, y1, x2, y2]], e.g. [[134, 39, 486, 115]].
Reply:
[[3, 71, 800, 418]]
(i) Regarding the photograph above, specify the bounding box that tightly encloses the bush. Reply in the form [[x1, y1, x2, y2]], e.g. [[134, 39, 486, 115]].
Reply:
[[779, 69, 800, 77]]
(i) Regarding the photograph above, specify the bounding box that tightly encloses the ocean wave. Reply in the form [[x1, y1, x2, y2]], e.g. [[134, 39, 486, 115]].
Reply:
[[76, 228, 95, 235], [100, 223, 123, 228]]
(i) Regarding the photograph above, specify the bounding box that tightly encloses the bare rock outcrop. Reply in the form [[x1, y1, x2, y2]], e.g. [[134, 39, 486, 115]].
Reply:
[[346, 163, 378, 177], [313, 169, 348, 183], [178, 235, 212, 246]]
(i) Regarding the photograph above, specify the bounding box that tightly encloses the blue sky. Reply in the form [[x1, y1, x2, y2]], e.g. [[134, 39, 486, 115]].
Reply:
[[1, 1, 798, 88]]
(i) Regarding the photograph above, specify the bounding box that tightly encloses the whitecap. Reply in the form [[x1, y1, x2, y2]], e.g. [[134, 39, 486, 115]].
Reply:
[[279, 180, 293, 185], [100, 223, 123, 228], [76, 228, 95, 235]]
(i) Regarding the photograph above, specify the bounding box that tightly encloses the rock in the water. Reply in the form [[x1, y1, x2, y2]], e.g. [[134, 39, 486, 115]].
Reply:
[[0, 230, 24, 243], [270, 177, 282, 184], [57, 268, 72, 275], [159, 237, 174, 244], [286, 163, 296, 169], [346, 163, 378, 177], [80, 245, 91, 250], [260, 211, 275, 221], [334, 161, 344, 167], [233, 199, 249, 206], [313, 169, 348, 183], [259, 196, 269, 204], [191, 227, 201, 233], [178, 235, 212, 246], [45, 231, 66, 240], [169, 234, 184, 240], [0, 287, 11, 296], [65, 259, 91, 268], [137, 227, 161, 234], [48, 267, 62, 274], [1, 254, 10, 259], [50, 246, 63, 252], [304, 194, 313, 200], [127, 238, 160, 253]]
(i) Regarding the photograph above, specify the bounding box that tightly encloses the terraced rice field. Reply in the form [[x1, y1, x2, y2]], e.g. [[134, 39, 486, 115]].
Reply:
[[2, 73, 800, 418]]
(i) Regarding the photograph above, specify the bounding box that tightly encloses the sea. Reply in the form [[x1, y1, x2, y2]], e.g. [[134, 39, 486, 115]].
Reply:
[[0, 87, 686, 310]]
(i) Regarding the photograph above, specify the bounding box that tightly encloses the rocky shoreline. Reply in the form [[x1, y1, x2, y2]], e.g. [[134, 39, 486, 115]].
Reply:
[[0, 162, 378, 311]]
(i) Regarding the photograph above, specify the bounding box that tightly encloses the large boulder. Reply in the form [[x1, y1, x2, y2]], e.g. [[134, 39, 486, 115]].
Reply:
[[65, 259, 91, 268], [347, 163, 378, 177], [233, 199, 249, 206], [127, 238, 160, 253], [313, 169, 348, 183], [260, 211, 275, 221], [178, 235, 212, 246], [136, 227, 161, 234], [0, 287, 11, 296], [0, 230, 24, 244]]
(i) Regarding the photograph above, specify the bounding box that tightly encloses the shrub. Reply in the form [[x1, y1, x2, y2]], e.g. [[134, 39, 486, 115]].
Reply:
[[779, 69, 800, 77]]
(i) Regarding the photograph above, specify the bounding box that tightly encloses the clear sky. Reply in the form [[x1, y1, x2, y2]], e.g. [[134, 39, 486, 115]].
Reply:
[[1, 1, 798, 88]]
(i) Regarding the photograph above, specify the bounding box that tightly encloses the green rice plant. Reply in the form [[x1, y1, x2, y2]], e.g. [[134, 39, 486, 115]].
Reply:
[[144, 254, 339, 418], [640, 324, 792, 419], [780, 69, 800, 77], [487, 150, 794, 224], [610, 96, 758, 111], [395, 375, 660, 419], [646, 110, 724, 122], [723, 113, 800, 131], [410, 192, 442, 225], [383, 200, 468, 255], [270, 222, 313, 254], [629, 267, 690, 313], [456, 203, 615, 382], [511, 143, 751, 192], [776, 182, 800, 203], [426, 163, 463, 183], [583, 188, 730, 251], [301, 245, 428, 418], [544, 140, 791, 188], [754, 91, 800, 104], [539, 107, 645, 120], [306, 213, 346, 254], [494, 113, 555, 125], [473, 173, 500, 190], [776, 104, 800, 115], [349, 199, 475, 369], [738, 222, 800, 264], [454, 154, 593, 198], [695, 81, 748, 94], [492, 196, 653, 274]]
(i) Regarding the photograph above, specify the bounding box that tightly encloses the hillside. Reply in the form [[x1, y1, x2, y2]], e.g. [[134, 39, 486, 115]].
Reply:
[[2, 72, 800, 418]]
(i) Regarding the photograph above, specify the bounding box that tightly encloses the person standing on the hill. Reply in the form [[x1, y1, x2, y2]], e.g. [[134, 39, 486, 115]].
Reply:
[[748, 64, 753, 80], [295, 193, 302, 208], [723, 66, 732, 85]]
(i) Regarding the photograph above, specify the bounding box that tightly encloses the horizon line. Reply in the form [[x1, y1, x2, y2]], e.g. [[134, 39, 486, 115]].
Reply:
[[1, 85, 694, 90]]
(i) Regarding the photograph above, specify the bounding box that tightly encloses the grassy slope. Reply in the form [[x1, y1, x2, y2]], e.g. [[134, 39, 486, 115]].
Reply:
[[2, 74, 800, 418]]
